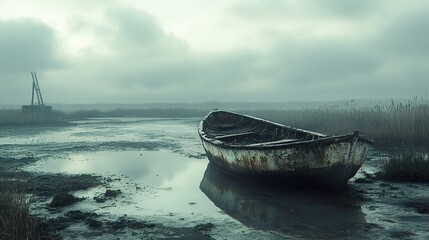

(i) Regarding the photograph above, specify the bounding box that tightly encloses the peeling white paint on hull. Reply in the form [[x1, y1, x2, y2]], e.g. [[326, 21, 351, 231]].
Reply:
[[202, 139, 370, 190]]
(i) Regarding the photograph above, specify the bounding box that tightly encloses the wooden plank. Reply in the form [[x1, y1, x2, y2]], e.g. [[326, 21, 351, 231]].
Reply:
[[247, 138, 299, 147], [215, 131, 256, 140]]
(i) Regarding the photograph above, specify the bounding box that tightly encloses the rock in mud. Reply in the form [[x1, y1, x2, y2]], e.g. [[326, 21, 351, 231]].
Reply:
[[193, 223, 215, 233], [86, 218, 103, 229], [354, 177, 375, 183], [404, 201, 429, 214], [104, 189, 121, 198], [390, 229, 416, 239], [94, 189, 122, 203], [110, 216, 156, 230], [26, 173, 102, 197], [49, 192, 84, 208], [65, 210, 98, 221]]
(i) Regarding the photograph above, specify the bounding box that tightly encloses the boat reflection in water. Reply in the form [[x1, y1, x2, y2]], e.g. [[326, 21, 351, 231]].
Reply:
[[200, 164, 366, 238]]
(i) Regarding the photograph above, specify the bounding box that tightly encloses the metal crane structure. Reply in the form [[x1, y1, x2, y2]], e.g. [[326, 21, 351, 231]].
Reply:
[[31, 72, 45, 106], [22, 72, 52, 124]]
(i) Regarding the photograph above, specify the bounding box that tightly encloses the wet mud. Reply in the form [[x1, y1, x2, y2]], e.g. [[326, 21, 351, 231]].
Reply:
[[1, 156, 215, 239], [1, 118, 428, 239], [39, 210, 213, 240]]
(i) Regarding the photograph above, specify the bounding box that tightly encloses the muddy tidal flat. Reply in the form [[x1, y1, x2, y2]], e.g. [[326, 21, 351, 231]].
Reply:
[[1, 118, 428, 239]]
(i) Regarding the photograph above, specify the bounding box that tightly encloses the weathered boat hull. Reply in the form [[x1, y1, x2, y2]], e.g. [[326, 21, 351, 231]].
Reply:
[[202, 139, 370, 190], [199, 110, 373, 190]]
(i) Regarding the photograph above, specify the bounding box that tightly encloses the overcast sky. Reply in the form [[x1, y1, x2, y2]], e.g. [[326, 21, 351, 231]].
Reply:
[[0, 0, 428, 104]]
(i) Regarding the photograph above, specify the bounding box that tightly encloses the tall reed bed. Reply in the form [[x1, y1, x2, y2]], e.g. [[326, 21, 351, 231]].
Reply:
[[243, 100, 429, 149]]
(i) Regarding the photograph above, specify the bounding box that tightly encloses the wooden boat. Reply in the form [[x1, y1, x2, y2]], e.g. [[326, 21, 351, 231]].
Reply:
[[198, 110, 374, 190]]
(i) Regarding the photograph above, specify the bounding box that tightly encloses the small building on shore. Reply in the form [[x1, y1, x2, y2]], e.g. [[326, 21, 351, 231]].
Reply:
[[21, 72, 53, 124], [21, 105, 53, 124]]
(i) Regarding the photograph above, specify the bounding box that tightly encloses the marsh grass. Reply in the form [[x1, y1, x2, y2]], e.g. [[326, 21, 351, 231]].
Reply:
[[0, 170, 59, 240], [243, 100, 429, 149], [381, 151, 429, 182], [0, 175, 37, 239]]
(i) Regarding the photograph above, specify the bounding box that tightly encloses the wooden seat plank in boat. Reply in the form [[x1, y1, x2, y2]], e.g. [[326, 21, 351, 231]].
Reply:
[[214, 131, 256, 140]]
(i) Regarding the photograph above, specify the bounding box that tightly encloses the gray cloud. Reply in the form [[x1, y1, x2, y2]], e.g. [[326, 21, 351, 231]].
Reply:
[[265, 40, 379, 85], [68, 7, 260, 93], [102, 6, 189, 57], [107, 7, 164, 46], [0, 19, 62, 74], [377, 10, 429, 57], [315, 0, 377, 16], [231, 0, 377, 20], [0, 19, 64, 104], [101, 49, 258, 91], [231, 0, 296, 20], [1, 1, 428, 104]]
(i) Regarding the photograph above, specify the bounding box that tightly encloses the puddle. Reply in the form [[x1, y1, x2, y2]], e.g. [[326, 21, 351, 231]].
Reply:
[[26, 150, 197, 184], [25, 150, 223, 218]]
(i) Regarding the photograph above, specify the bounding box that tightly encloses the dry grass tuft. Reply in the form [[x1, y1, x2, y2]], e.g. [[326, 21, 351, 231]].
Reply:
[[0, 170, 60, 239], [381, 151, 429, 182]]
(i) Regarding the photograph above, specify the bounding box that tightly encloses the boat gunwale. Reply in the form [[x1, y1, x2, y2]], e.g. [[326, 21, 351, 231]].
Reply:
[[198, 110, 374, 150]]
